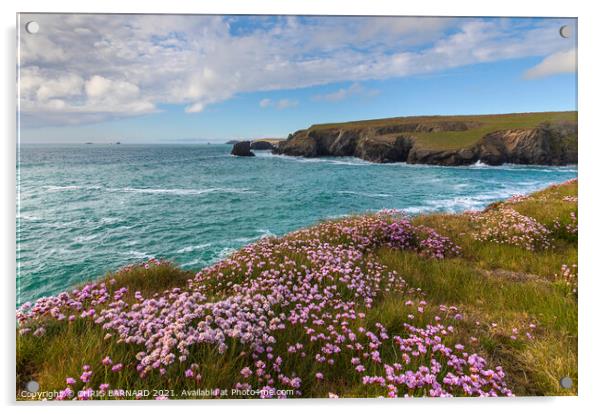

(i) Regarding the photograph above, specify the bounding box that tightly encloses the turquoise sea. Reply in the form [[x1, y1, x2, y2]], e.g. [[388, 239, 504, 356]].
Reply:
[[17, 144, 577, 305]]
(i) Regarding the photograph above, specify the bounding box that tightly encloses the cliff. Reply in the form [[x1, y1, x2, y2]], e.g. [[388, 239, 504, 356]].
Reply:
[[274, 112, 577, 166]]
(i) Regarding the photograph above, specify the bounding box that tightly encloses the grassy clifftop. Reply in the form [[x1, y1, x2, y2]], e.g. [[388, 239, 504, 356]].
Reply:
[[276, 111, 577, 165], [17, 180, 577, 399], [310, 111, 577, 151]]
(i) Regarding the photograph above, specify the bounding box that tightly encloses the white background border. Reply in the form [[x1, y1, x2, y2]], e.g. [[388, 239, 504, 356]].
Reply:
[[2, 0, 601, 412]]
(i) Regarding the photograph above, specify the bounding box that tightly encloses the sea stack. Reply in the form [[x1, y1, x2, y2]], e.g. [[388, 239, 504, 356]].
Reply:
[[231, 141, 255, 157]]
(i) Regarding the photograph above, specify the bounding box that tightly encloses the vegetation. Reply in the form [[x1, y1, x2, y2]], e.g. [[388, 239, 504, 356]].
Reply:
[[16, 180, 577, 400], [310, 111, 577, 150]]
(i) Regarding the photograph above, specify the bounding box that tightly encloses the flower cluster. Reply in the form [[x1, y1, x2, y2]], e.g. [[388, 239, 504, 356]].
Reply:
[[556, 264, 578, 297], [361, 323, 513, 397], [416, 226, 462, 259], [471, 208, 551, 251], [553, 212, 577, 235], [18, 213, 507, 399]]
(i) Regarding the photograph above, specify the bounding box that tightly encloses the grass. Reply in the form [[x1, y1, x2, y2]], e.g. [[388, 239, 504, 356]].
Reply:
[[310, 111, 577, 150], [16, 180, 577, 399]]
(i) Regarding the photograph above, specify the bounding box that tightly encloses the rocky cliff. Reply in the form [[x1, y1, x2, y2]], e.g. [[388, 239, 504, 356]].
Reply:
[[273, 113, 577, 166]]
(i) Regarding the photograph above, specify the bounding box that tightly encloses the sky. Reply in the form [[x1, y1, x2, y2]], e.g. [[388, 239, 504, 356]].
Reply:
[[18, 14, 577, 143]]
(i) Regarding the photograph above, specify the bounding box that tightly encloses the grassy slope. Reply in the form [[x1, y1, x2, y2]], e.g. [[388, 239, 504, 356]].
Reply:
[[382, 182, 578, 395], [16, 181, 577, 399], [310, 111, 577, 150]]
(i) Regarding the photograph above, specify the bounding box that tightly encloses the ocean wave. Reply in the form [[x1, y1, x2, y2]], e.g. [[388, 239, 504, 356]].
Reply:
[[259, 153, 372, 167], [337, 190, 392, 198], [176, 243, 212, 253], [121, 250, 152, 259], [45, 185, 101, 192], [72, 234, 98, 243], [17, 214, 42, 221], [257, 229, 275, 238], [256, 153, 578, 173], [112, 187, 256, 195], [411, 180, 560, 213], [180, 259, 203, 268], [44, 185, 255, 196], [218, 247, 236, 259]]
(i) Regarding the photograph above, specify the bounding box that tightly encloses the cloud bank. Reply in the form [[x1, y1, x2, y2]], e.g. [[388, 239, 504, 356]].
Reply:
[[18, 15, 576, 126], [524, 48, 577, 79]]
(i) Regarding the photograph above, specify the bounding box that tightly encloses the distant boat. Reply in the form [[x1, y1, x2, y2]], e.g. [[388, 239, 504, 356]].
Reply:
[[115, 142, 121, 145], [84, 142, 93, 145]]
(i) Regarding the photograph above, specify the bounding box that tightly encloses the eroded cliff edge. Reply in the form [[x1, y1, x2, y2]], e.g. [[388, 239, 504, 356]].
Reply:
[[273, 112, 577, 166]]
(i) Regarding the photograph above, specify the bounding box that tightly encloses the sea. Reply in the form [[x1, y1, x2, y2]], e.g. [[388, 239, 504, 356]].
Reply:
[[16, 144, 577, 305]]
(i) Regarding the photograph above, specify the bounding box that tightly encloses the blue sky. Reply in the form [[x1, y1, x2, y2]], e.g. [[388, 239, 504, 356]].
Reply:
[[18, 15, 577, 143]]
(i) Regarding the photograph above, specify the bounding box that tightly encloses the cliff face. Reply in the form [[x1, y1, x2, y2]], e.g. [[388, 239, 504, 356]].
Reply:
[[274, 117, 577, 166], [477, 123, 577, 166]]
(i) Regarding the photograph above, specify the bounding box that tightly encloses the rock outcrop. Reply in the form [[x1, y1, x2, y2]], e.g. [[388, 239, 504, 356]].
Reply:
[[273, 116, 577, 166], [476, 122, 577, 166], [231, 141, 255, 157], [250, 140, 275, 150]]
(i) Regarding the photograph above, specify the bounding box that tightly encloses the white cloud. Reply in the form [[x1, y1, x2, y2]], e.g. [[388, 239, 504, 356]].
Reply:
[[35, 74, 83, 101], [85, 76, 112, 98], [18, 14, 576, 126], [185, 102, 205, 113], [275, 99, 298, 109], [313, 82, 380, 102], [258, 98, 298, 109], [524, 48, 577, 79], [259, 98, 272, 108]]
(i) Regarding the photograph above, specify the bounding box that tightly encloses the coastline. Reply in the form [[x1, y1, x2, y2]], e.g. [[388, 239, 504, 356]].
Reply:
[[17, 179, 577, 399], [272, 111, 578, 166]]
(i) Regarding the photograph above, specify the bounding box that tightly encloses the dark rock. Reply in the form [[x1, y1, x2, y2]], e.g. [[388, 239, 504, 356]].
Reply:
[[355, 135, 414, 163], [250, 140, 275, 150], [407, 146, 478, 166], [231, 141, 255, 157]]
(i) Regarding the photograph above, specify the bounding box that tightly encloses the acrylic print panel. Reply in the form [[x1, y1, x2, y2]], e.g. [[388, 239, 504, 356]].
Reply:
[[16, 13, 577, 400]]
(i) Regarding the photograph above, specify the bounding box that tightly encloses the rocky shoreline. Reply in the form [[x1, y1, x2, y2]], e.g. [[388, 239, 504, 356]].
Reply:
[[272, 113, 577, 166]]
